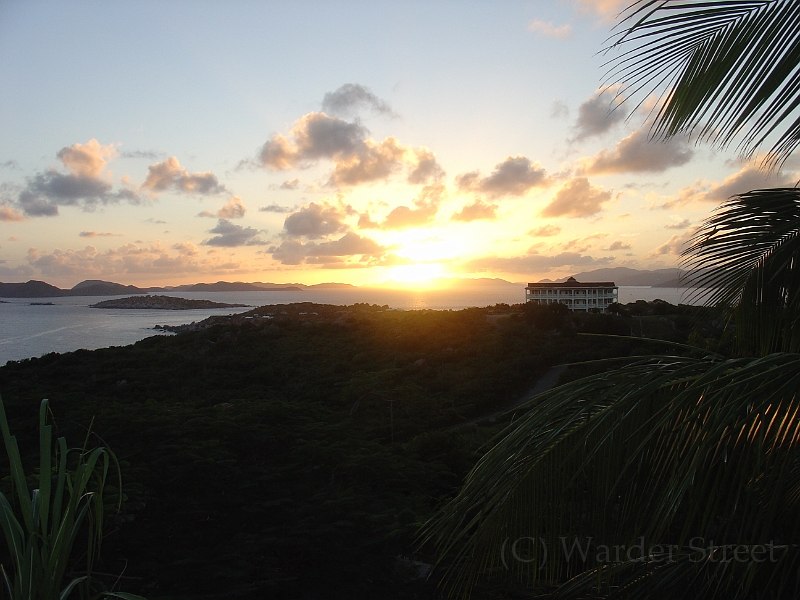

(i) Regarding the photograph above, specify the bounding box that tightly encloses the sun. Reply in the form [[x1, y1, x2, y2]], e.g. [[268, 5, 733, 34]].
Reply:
[[382, 263, 447, 288]]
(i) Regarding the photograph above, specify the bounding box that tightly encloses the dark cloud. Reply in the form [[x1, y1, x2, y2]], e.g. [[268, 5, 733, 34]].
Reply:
[[529, 224, 562, 237], [142, 157, 226, 195], [572, 89, 626, 141], [0, 263, 34, 278], [259, 113, 368, 169], [270, 231, 386, 265], [280, 178, 300, 190], [321, 83, 396, 118], [359, 184, 444, 230], [584, 129, 693, 175], [254, 112, 441, 187], [79, 231, 122, 238], [541, 177, 612, 218], [12, 139, 143, 217], [456, 156, 549, 198], [201, 219, 267, 247], [407, 148, 445, 184], [330, 137, 406, 186], [451, 199, 497, 222], [259, 203, 293, 213], [463, 251, 613, 274], [283, 202, 351, 238], [120, 150, 163, 160]]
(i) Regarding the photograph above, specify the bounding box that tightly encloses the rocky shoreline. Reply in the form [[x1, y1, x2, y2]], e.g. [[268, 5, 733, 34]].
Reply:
[[89, 295, 250, 310]]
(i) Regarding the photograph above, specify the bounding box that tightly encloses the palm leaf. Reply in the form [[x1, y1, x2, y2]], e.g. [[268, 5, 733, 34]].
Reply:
[[606, 0, 800, 167], [419, 354, 800, 598], [681, 187, 800, 354]]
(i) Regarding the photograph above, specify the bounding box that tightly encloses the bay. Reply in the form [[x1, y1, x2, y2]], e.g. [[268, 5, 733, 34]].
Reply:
[[0, 285, 696, 365]]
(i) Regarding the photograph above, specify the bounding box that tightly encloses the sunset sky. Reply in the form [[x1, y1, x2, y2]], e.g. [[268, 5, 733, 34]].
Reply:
[[1, 0, 796, 289]]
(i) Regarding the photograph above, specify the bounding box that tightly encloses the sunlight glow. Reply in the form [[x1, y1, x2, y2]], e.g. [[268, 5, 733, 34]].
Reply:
[[381, 263, 447, 288]]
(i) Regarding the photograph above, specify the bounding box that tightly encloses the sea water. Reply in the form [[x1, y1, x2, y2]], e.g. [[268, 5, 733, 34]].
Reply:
[[0, 286, 694, 365]]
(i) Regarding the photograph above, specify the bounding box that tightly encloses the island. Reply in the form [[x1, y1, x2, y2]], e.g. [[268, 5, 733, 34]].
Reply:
[[88, 295, 250, 310]]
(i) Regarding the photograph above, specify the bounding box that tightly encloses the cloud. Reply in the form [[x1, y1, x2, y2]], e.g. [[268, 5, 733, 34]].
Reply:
[[202, 219, 267, 247], [407, 148, 445, 184], [607, 240, 631, 250], [583, 129, 694, 175], [255, 112, 442, 187], [25, 241, 246, 279], [145, 218, 167, 224], [57, 139, 117, 178], [649, 232, 693, 257], [462, 251, 613, 275], [1, 160, 20, 170], [528, 20, 571, 39], [258, 113, 368, 170], [330, 137, 407, 186], [359, 184, 444, 230], [120, 150, 162, 160], [0, 263, 34, 279], [456, 155, 549, 198], [0, 204, 24, 222], [574, 0, 629, 21], [12, 139, 143, 217], [199, 196, 247, 219], [198, 196, 247, 220], [451, 199, 497, 222], [283, 201, 352, 238], [529, 224, 562, 237], [142, 157, 226, 195], [79, 231, 123, 238], [551, 100, 569, 119], [541, 177, 612, 218], [280, 178, 300, 190], [665, 219, 691, 230], [321, 83, 395, 118], [572, 88, 626, 141], [270, 231, 387, 266], [259, 203, 293, 213], [660, 165, 797, 209]]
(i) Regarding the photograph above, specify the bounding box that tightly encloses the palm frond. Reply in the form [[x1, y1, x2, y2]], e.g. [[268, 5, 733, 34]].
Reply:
[[606, 0, 800, 168], [681, 187, 800, 354], [419, 354, 800, 598]]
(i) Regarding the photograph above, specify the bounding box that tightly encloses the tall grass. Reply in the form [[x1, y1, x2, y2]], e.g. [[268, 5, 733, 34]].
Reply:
[[0, 396, 145, 600]]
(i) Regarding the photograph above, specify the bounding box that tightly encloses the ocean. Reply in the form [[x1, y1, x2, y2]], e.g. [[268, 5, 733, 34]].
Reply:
[[0, 285, 695, 365]]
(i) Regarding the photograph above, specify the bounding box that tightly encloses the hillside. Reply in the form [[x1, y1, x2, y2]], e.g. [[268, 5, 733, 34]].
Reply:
[[0, 300, 726, 599]]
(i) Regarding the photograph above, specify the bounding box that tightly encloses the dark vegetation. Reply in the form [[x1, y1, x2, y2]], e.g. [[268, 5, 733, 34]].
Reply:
[[0, 300, 724, 599], [88, 295, 249, 310]]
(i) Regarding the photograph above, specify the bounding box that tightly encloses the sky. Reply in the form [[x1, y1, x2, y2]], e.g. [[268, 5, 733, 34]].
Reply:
[[1, 0, 797, 289]]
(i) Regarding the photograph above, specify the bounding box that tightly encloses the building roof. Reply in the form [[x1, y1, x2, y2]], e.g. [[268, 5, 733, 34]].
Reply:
[[526, 277, 616, 288]]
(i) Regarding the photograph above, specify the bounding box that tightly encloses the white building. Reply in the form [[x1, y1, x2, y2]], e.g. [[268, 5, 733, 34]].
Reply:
[[525, 277, 618, 313]]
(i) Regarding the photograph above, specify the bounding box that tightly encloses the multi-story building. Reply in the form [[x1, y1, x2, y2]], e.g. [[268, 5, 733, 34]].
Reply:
[[525, 276, 618, 313]]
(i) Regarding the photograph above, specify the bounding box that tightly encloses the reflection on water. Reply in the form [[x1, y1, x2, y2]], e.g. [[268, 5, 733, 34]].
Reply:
[[0, 286, 699, 365]]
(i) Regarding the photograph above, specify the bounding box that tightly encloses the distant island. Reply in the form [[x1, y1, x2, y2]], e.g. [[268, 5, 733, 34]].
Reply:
[[0, 269, 697, 300], [89, 295, 250, 310]]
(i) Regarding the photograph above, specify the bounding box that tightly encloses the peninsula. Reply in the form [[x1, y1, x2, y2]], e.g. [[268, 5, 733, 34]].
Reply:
[[89, 295, 249, 310]]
